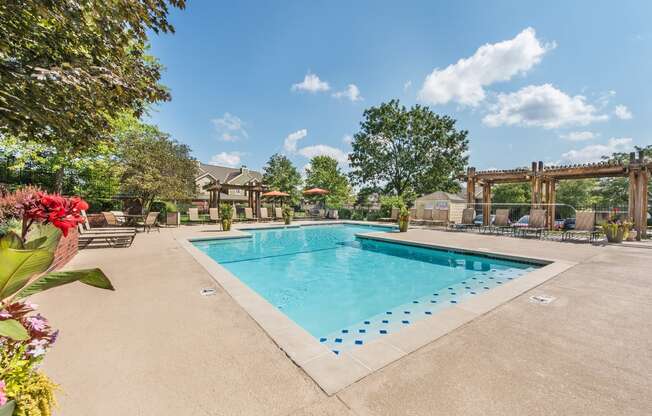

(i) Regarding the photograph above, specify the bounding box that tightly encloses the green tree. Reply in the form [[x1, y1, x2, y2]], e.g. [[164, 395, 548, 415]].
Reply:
[[114, 115, 197, 211], [491, 183, 531, 204], [594, 144, 652, 207], [262, 154, 302, 204], [556, 179, 598, 209], [0, 1, 184, 191], [305, 156, 351, 208], [349, 99, 469, 197]]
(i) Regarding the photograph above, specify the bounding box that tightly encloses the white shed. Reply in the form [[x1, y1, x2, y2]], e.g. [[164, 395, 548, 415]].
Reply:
[[414, 191, 468, 224]]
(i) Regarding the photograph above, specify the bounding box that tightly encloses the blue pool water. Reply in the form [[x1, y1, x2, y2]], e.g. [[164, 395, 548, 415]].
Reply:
[[193, 224, 539, 351]]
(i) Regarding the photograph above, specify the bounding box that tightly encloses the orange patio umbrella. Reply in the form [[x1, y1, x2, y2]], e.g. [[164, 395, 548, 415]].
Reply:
[[303, 188, 329, 195], [262, 190, 290, 197]]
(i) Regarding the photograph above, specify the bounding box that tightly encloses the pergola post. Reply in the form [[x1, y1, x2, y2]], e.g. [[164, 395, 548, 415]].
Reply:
[[530, 162, 539, 210], [635, 152, 649, 240], [482, 182, 492, 226], [255, 189, 261, 219], [466, 167, 476, 209], [546, 179, 556, 230]]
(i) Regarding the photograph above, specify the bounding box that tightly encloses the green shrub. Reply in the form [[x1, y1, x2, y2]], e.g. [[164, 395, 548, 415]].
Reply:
[[367, 210, 382, 221], [379, 195, 405, 217], [219, 203, 233, 220], [85, 198, 122, 213], [351, 210, 366, 221], [338, 207, 352, 219]]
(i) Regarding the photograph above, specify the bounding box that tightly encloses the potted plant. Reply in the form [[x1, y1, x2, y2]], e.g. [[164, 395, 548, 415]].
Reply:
[[0, 188, 114, 415], [219, 203, 233, 231], [398, 206, 409, 232], [601, 213, 632, 243], [282, 206, 293, 225]]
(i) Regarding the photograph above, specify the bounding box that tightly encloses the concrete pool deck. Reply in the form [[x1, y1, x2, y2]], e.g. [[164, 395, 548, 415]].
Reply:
[[35, 222, 652, 415]]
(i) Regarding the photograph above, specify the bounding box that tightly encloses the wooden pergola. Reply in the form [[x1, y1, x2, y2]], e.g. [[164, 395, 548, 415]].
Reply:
[[203, 179, 267, 218], [463, 151, 650, 239]]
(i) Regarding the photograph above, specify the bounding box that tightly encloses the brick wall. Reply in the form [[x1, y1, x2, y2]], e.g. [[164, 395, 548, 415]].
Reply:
[[48, 227, 79, 272]]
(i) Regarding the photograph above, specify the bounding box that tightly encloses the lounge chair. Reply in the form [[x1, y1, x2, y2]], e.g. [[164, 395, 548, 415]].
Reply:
[[329, 209, 339, 220], [274, 207, 283, 220], [259, 207, 271, 222], [448, 208, 477, 231], [188, 208, 203, 224], [244, 207, 255, 222], [209, 208, 220, 223], [562, 211, 599, 242], [515, 209, 547, 238], [77, 222, 136, 248], [110, 210, 127, 225], [481, 209, 510, 234], [102, 211, 123, 227], [431, 208, 449, 226], [380, 207, 399, 222], [137, 212, 160, 233]]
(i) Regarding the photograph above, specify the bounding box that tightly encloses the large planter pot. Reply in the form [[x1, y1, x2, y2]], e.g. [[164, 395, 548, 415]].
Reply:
[[626, 229, 638, 241], [398, 217, 409, 232], [166, 212, 180, 227], [604, 227, 625, 243], [0, 401, 15, 416], [221, 219, 232, 231]]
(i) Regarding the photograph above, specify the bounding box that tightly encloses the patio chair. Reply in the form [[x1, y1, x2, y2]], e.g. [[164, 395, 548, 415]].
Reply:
[[515, 209, 547, 238], [431, 208, 449, 227], [318, 209, 326, 219], [419, 208, 434, 226], [102, 212, 123, 227], [82, 211, 135, 233], [244, 207, 255, 222], [188, 208, 203, 224], [78, 221, 136, 248], [274, 207, 283, 220], [448, 208, 477, 231], [209, 208, 220, 223], [329, 209, 339, 220], [110, 211, 126, 225], [562, 211, 599, 242], [481, 209, 510, 234], [137, 212, 160, 233], [259, 207, 271, 222]]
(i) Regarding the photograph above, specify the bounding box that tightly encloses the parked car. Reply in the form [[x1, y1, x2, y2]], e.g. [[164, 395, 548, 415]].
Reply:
[[562, 218, 575, 230], [513, 215, 529, 228], [473, 214, 495, 226]]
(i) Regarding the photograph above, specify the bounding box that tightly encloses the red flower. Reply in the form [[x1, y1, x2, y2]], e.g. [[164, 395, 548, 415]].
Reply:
[[17, 190, 89, 237]]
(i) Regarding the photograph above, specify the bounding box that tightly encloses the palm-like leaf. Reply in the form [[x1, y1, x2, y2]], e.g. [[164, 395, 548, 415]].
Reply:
[[0, 319, 29, 341], [0, 248, 54, 301], [15, 268, 115, 299]]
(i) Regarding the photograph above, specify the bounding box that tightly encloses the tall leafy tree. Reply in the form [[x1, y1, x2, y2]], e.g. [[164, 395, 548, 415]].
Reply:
[[349, 99, 469, 197], [305, 156, 351, 208], [491, 183, 531, 204], [0, 0, 184, 191], [594, 144, 652, 207], [262, 154, 302, 204], [114, 115, 197, 211]]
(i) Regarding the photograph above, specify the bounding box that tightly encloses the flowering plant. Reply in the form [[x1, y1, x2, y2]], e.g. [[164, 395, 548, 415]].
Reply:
[[600, 209, 632, 243]]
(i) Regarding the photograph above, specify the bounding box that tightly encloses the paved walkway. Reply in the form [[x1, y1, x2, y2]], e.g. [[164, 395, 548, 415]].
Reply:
[[35, 224, 652, 415]]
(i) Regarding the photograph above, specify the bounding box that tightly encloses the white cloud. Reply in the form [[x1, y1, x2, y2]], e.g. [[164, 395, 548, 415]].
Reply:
[[332, 84, 362, 102], [283, 129, 308, 152], [210, 151, 243, 167], [559, 131, 596, 141], [403, 81, 412, 91], [298, 144, 349, 165], [211, 113, 248, 142], [418, 27, 554, 106], [614, 104, 633, 120], [291, 72, 330, 93], [483, 84, 609, 129], [560, 137, 632, 164], [342, 135, 353, 145]]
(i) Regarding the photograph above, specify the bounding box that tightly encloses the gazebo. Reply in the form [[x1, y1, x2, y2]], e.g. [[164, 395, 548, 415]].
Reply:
[[204, 178, 267, 219]]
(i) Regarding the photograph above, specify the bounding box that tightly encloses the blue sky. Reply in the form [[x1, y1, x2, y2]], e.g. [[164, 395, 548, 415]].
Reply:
[[147, 0, 652, 174]]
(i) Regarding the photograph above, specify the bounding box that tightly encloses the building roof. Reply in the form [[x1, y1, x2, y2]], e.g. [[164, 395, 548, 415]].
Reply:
[[416, 191, 467, 203], [197, 163, 262, 184]]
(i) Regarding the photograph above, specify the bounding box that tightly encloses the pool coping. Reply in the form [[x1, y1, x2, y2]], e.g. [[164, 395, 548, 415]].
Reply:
[[179, 223, 577, 395]]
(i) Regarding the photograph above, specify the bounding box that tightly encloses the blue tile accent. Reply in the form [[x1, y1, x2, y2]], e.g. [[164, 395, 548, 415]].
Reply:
[[470, 291, 477, 294], [355, 340, 363, 345], [380, 329, 387, 334], [364, 320, 370, 324], [335, 338, 342, 343], [433, 293, 439, 296], [382, 319, 389, 323], [425, 311, 432, 315], [333, 350, 340, 355], [430, 300, 437, 303], [465, 286, 471, 289], [413, 300, 419, 304], [401, 320, 409, 324], [404, 311, 411, 314], [319, 337, 327, 342], [341, 329, 349, 334], [451, 292, 456, 295], [450, 300, 457, 304], [483, 286, 490, 289], [359, 329, 366, 333], [386, 311, 393, 315]]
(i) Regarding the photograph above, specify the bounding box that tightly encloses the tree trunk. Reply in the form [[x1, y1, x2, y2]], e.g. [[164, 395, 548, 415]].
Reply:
[[54, 166, 65, 194]]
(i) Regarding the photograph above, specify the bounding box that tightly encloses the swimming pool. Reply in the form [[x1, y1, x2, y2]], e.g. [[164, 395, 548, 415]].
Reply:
[[192, 224, 539, 353]]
